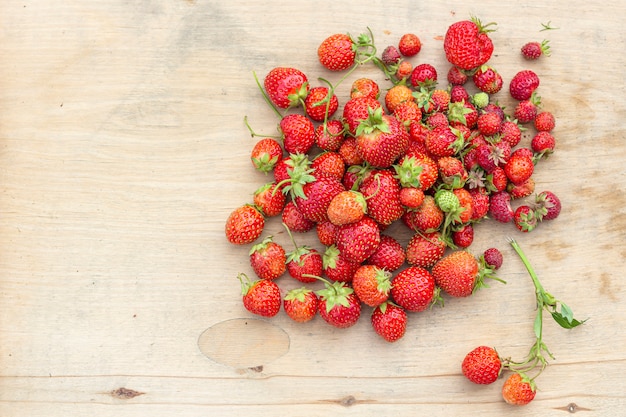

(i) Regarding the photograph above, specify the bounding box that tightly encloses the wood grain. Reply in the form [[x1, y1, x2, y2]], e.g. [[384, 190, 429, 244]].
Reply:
[[1, 1, 625, 416]]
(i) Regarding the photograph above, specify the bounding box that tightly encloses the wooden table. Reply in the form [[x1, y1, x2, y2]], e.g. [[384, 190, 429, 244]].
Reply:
[[1, 1, 625, 416]]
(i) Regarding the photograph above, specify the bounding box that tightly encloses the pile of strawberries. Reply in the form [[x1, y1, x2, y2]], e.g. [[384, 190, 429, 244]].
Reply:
[[224, 16, 567, 405]]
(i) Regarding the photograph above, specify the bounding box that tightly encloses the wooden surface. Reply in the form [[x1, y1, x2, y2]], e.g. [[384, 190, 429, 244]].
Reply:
[[1, 1, 625, 416]]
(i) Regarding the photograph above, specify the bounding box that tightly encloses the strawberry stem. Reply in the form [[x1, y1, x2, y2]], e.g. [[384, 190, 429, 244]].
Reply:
[[252, 70, 283, 119]]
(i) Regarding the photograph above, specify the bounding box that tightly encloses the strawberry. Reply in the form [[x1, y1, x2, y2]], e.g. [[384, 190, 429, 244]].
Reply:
[[327, 190, 367, 226], [249, 236, 287, 280], [405, 230, 446, 268], [500, 120, 523, 148], [462, 346, 502, 385], [504, 148, 535, 185], [425, 126, 463, 157], [514, 94, 541, 124], [315, 119, 346, 151], [338, 136, 364, 166], [350, 77, 380, 100], [447, 100, 478, 128], [482, 247, 503, 269], [409, 63, 438, 89], [531, 131, 556, 158], [398, 33, 422, 56], [443, 17, 496, 71], [317, 279, 362, 328], [472, 65, 503, 94], [384, 83, 414, 113], [399, 186, 425, 209], [225, 204, 265, 245], [253, 182, 286, 217], [534, 111, 555, 132], [509, 69, 540, 101], [281, 201, 316, 233], [449, 85, 470, 103], [263, 67, 309, 109], [452, 223, 474, 248], [312, 151, 345, 181], [521, 39, 550, 60], [447, 65, 468, 85], [502, 372, 536, 405], [251, 137, 283, 174], [371, 302, 408, 342], [513, 205, 537, 232], [395, 60, 413, 81], [366, 234, 406, 271], [381, 45, 402, 65], [430, 89, 451, 113], [294, 173, 346, 223], [304, 86, 339, 122], [486, 166, 509, 193], [342, 95, 383, 135], [318, 33, 356, 71], [469, 186, 490, 220], [394, 154, 439, 193], [322, 244, 360, 283], [402, 195, 444, 232], [238, 273, 281, 318], [393, 100, 422, 127], [286, 243, 323, 284], [432, 250, 492, 297], [359, 169, 405, 227], [476, 111, 502, 136], [534, 190, 561, 220], [355, 108, 410, 168], [335, 215, 381, 264], [352, 264, 392, 307], [283, 287, 319, 323], [316, 220, 337, 246], [488, 190, 514, 223], [507, 177, 535, 199], [390, 266, 436, 312], [438, 156, 468, 188], [280, 114, 315, 154]]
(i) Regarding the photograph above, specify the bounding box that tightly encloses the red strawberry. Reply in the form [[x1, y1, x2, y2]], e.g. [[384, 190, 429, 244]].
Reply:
[[371, 302, 408, 342], [438, 155, 468, 188], [304, 86, 339, 122], [393, 100, 423, 127], [225, 204, 265, 245], [486, 166, 509, 193], [283, 287, 318, 323], [500, 120, 523, 148], [318, 33, 356, 71], [253, 182, 286, 217], [350, 77, 380, 100], [534, 111, 555, 132], [238, 273, 281, 317], [450, 85, 470, 102], [409, 63, 438, 89], [462, 346, 502, 384], [338, 136, 364, 166], [356, 108, 410, 168], [327, 190, 367, 226], [472, 65, 503, 94], [399, 186, 425, 209], [432, 250, 481, 297], [359, 169, 405, 227], [294, 173, 346, 223], [402, 195, 444, 232], [521, 39, 550, 60], [366, 234, 406, 271], [514, 94, 541, 124], [469, 186, 490, 220], [425, 125, 463, 157], [317, 280, 362, 328], [405, 231, 446, 268], [430, 89, 451, 113], [312, 151, 345, 182], [507, 177, 535, 199], [263, 67, 309, 109], [452, 223, 474, 248], [488, 190, 514, 223], [394, 154, 439, 191], [395, 60, 413, 81], [398, 33, 422, 56], [286, 244, 323, 284], [447, 65, 468, 85], [315, 119, 346, 151], [534, 190, 561, 220], [342, 95, 383, 135], [249, 236, 287, 280], [502, 372, 536, 405], [384, 84, 414, 113], [352, 264, 392, 307], [282, 201, 316, 233], [531, 131, 556, 158], [381, 44, 402, 65], [476, 111, 502, 136], [316, 220, 337, 246], [443, 17, 496, 71], [335, 216, 381, 264], [504, 149, 535, 185], [482, 247, 503, 269], [390, 266, 436, 312], [251, 138, 283, 174], [280, 113, 315, 154], [513, 205, 537, 232], [510, 69, 540, 101], [322, 244, 360, 283]]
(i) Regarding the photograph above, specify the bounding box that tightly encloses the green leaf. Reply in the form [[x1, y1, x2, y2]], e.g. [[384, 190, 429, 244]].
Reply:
[[533, 312, 542, 340], [550, 310, 586, 329]]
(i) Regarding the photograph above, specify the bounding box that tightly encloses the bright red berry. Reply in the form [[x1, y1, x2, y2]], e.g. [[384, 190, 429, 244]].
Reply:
[[462, 346, 502, 384]]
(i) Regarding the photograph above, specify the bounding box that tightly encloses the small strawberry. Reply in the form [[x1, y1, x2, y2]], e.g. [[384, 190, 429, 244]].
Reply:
[[399, 186, 425, 209], [476, 111, 502, 136], [450, 85, 470, 102], [335, 216, 381, 264], [486, 166, 509, 193], [390, 266, 436, 312], [249, 236, 287, 280], [238, 273, 281, 318], [312, 151, 345, 181], [352, 264, 392, 307], [531, 131, 556, 159], [432, 250, 483, 297], [534, 190, 561, 220], [371, 302, 408, 342], [405, 230, 446, 268], [342, 95, 383, 135], [469, 186, 490, 220], [482, 247, 503, 269], [304, 86, 339, 122], [322, 244, 360, 283], [338, 136, 364, 166], [409, 63, 438, 89], [394, 154, 438, 192], [281, 201, 316, 233], [355, 107, 410, 168], [443, 17, 497, 71], [398, 33, 422, 56], [253, 182, 286, 217], [316, 220, 338, 246], [393, 100, 423, 127], [251, 137, 283, 174], [350, 77, 380, 100], [381, 45, 402, 65], [488, 190, 514, 223], [502, 372, 536, 406], [462, 346, 502, 385], [504, 149, 535, 185], [294, 173, 346, 223], [366, 234, 406, 272], [534, 111, 555, 132], [317, 279, 362, 328], [500, 120, 523, 148], [280, 114, 315, 155], [286, 242, 323, 284], [509, 69, 540, 101], [317, 33, 356, 71], [430, 89, 451, 113], [452, 223, 474, 248], [472, 65, 503, 94], [438, 156, 468, 188], [513, 205, 538, 232], [284, 287, 319, 323], [327, 190, 367, 226], [514, 94, 541, 124], [402, 195, 444, 232], [263, 67, 309, 109], [384, 83, 414, 113], [425, 111, 449, 129], [507, 177, 535, 199], [225, 204, 265, 245], [447, 65, 468, 85], [315, 119, 346, 151], [395, 60, 413, 81], [424, 126, 464, 157], [521, 39, 551, 60], [359, 169, 405, 227]]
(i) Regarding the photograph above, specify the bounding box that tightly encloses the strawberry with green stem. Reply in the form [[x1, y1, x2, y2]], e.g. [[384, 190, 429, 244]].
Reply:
[[501, 239, 586, 403], [312, 275, 362, 328], [283, 223, 323, 284]]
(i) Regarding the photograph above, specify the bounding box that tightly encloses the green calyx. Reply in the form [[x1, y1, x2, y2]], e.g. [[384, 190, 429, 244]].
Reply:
[[392, 156, 424, 188], [249, 235, 274, 255], [447, 100, 474, 125], [284, 286, 313, 302], [471, 15, 498, 34], [273, 153, 315, 200], [316, 279, 355, 313], [355, 106, 390, 136]]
